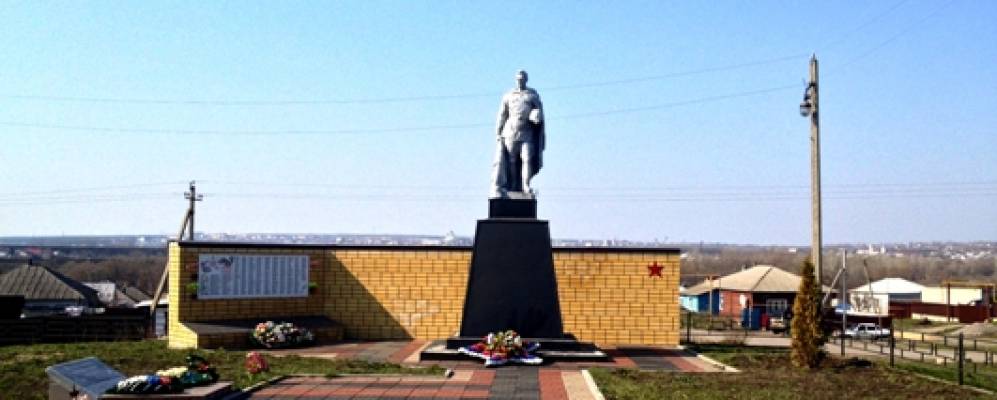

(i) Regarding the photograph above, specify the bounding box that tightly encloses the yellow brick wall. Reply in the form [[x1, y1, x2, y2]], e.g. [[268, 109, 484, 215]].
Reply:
[[167, 243, 198, 348], [167, 243, 679, 348], [326, 249, 470, 340], [167, 243, 328, 348], [553, 251, 680, 346]]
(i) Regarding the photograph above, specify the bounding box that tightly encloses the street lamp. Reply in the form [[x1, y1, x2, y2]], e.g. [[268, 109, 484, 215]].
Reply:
[[801, 54, 822, 285], [799, 84, 814, 117]]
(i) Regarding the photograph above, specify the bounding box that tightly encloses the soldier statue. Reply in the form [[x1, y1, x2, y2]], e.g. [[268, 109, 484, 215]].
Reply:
[[491, 70, 545, 198]]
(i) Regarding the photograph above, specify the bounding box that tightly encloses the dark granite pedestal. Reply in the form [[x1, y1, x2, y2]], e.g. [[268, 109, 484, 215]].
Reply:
[[488, 197, 537, 219], [458, 218, 564, 338], [421, 196, 607, 362]]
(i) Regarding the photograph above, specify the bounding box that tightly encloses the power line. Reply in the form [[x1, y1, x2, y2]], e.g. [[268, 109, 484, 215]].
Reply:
[[0, 2, 940, 109], [201, 180, 997, 190], [0, 193, 175, 205], [0, 82, 801, 136], [2, 91, 496, 106], [1, 55, 804, 107], [818, 0, 911, 51], [541, 55, 805, 92], [0, 181, 189, 197], [203, 190, 997, 201], [554, 84, 800, 120], [3, 183, 995, 206], [0, 120, 489, 136], [6, 180, 992, 199], [835, 0, 957, 71]]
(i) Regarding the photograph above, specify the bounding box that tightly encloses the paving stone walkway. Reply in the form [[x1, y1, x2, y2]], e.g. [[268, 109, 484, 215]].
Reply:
[[249, 340, 722, 399]]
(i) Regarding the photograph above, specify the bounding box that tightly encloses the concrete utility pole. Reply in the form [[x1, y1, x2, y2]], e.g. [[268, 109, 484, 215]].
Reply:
[[800, 54, 822, 285], [841, 250, 847, 356]]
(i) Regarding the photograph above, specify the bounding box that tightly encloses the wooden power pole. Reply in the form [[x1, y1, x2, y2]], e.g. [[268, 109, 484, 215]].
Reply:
[[184, 181, 202, 240], [148, 181, 202, 319]]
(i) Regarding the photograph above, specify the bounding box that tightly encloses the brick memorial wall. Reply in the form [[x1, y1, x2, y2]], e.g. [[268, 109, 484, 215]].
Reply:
[[167, 242, 680, 349]]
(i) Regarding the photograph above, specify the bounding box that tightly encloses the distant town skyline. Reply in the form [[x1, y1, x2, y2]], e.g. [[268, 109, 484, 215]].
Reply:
[[1, 2, 995, 244], [0, 233, 994, 252]]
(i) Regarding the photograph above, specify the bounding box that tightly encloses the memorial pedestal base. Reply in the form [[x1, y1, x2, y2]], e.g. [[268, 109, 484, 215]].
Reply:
[[420, 337, 608, 362], [458, 218, 564, 338], [420, 199, 607, 362]]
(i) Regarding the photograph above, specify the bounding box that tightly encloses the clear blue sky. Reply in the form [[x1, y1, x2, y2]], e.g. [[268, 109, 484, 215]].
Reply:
[[1, 1, 994, 244]]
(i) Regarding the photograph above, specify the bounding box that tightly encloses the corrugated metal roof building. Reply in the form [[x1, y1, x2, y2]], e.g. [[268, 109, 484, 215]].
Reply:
[[0, 264, 102, 316], [121, 285, 151, 302]]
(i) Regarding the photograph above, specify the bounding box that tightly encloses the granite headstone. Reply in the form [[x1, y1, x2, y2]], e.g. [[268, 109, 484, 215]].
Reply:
[[46, 357, 124, 399]]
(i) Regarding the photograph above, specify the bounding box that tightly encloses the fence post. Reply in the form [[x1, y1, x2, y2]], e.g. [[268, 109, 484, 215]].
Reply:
[[687, 312, 692, 344], [944, 335, 948, 347], [958, 333, 964, 386], [890, 329, 895, 367]]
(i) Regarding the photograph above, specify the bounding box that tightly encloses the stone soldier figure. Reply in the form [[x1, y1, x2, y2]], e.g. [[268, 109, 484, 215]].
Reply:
[[491, 70, 545, 198]]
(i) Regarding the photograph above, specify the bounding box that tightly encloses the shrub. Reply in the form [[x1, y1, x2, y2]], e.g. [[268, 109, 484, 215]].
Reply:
[[791, 260, 825, 368]]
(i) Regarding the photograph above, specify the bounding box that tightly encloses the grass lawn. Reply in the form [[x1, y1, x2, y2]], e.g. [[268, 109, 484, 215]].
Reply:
[[891, 360, 997, 392], [0, 340, 442, 400], [892, 318, 958, 332], [590, 345, 990, 400]]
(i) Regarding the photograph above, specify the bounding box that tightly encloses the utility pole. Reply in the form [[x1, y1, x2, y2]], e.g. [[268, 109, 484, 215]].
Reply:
[[708, 275, 714, 330], [184, 181, 203, 241], [800, 54, 822, 285], [148, 181, 203, 320], [841, 250, 847, 356]]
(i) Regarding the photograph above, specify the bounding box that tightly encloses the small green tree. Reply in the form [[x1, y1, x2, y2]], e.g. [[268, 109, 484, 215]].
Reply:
[[791, 260, 825, 368]]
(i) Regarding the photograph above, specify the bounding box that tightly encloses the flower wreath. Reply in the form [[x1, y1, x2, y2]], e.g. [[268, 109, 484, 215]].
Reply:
[[251, 321, 316, 349], [457, 330, 542, 367]]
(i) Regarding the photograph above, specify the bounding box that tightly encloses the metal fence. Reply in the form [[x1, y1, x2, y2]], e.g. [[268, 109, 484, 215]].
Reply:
[[890, 301, 995, 323], [0, 314, 149, 345], [680, 310, 997, 388], [832, 331, 997, 387]]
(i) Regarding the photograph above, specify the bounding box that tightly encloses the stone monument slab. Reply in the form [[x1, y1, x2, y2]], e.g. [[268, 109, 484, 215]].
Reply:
[[46, 357, 124, 400]]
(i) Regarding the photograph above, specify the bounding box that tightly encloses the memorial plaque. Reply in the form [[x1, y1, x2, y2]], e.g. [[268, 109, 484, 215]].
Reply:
[[198, 254, 309, 299], [46, 357, 125, 399]]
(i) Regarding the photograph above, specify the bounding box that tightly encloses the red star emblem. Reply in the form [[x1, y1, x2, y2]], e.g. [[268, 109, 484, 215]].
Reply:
[[647, 261, 663, 278]]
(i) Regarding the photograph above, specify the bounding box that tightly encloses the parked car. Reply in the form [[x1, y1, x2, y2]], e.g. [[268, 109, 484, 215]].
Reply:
[[769, 316, 787, 334], [843, 323, 891, 339]]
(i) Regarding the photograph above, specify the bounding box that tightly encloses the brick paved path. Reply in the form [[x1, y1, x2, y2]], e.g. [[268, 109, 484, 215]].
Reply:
[[249, 340, 723, 399]]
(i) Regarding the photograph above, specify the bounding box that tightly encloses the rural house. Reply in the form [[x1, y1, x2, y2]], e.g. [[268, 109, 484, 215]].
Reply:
[[682, 265, 831, 328], [0, 264, 102, 317]]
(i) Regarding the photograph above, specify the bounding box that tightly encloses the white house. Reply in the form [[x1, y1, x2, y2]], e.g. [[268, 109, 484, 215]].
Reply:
[[851, 278, 924, 302], [845, 277, 924, 316]]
